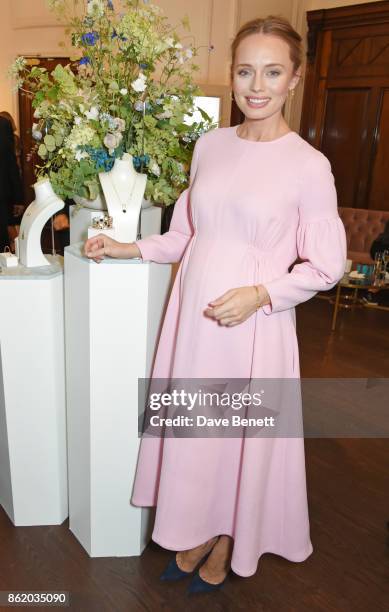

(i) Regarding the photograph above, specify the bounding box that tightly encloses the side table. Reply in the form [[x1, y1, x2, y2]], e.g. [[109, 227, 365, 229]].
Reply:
[[331, 275, 389, 331]]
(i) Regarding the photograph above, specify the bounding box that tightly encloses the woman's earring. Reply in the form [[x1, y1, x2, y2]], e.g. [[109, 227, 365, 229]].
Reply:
[[230, 91, 235, 101], [289, 88, 295, 98]]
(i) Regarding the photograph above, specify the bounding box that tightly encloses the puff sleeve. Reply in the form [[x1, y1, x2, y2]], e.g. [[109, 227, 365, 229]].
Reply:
[[262, 153, 347, 314], [134, 136, 201, 264]]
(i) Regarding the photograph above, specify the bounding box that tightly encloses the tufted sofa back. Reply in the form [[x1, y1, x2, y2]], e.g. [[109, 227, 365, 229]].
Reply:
[[338, 207, 389, 264]]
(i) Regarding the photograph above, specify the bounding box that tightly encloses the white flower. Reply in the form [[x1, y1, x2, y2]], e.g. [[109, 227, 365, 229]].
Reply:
[[150, 160, 161, 177], [65, 124, 96, 150], [113, 117, 126, 132], [174, 42, 183, 49], [165, 37, 175, 48], [87, 0, 105, 17], [131, 73, 147, 93], [155, 109, 173, 119], [32, 130, 43, 141], [85, 106, 99, 121], [33, 109, 41, 119], [120, 88, 128, 96], [74, 116, 82, 125], [103, 132, 122, 154], [185, 48, 193, 59], [75, 150, 89, 161]]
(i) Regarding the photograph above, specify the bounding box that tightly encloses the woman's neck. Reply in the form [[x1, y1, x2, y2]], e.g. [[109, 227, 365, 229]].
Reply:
[[238, 118, 291, 142]]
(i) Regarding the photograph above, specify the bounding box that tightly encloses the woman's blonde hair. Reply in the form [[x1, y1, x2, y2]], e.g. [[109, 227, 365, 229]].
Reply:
[[230, 15, 303, 82]]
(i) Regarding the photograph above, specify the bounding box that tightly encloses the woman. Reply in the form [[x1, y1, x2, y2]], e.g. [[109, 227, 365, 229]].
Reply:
[[0, 115, 24, 252], [84, 16, 346, 593], [0, 111, 22, 171]]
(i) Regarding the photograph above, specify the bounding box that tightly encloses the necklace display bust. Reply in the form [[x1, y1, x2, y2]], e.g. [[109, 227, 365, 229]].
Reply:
[[99, 153, 147, 243], [18, 178, 65, 267]]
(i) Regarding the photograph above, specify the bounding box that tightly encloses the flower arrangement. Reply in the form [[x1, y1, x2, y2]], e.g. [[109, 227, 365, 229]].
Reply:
[[10, 0, 215, 205]]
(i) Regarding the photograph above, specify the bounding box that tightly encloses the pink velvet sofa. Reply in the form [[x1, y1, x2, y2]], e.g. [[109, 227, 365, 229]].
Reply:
[[338, 207, 389, 264]]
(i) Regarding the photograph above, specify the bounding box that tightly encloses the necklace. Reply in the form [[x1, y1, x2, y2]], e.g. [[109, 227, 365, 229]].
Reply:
[[109, 172, 138, 214]]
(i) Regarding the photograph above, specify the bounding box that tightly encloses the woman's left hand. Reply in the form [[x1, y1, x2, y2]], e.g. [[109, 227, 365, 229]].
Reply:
[[204, 285, 271, 327]]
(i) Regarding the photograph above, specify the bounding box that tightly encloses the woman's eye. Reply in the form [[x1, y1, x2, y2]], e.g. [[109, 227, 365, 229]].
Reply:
[[238, 70, 250, 76], [268, 71, 280, 77]]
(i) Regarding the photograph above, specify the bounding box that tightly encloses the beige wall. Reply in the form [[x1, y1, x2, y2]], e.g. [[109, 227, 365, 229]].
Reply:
[[0, 0, 385, 130]]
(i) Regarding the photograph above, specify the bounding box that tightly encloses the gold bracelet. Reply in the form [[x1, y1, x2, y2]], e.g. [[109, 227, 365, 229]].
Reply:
[[253, 284, 261, 309]]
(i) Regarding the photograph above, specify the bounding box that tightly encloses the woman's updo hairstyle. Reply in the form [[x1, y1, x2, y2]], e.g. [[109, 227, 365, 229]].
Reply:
[[230, 15, 303, 82]]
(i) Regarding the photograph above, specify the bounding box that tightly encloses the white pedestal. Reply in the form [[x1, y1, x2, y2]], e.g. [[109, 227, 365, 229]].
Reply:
[[0, 256, 67, 526], [69, 205, 162, 245], [64, 244, 171, 557]]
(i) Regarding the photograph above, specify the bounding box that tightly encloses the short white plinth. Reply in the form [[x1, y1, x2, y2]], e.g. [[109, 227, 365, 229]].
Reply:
[[64, 244, 171, 557], [69, 205, 162, 244], [0, 256, 67, 526]]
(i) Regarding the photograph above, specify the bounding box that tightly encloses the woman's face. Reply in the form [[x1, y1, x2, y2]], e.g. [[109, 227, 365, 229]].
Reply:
[[232, 33, 300, 120]]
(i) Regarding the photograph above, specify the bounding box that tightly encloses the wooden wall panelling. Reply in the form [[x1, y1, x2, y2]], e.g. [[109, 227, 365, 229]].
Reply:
[[367, 88, 389, 211], [321, 87, 371, 208], [301, 1, 389, 211]]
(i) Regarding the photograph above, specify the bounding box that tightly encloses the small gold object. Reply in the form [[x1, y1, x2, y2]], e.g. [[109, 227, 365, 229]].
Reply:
[[253, 285, 261, 309], [92, 214, 113, 230]]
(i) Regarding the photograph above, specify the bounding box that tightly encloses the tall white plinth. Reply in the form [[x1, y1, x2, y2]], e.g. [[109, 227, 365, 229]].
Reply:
[[0, 256, 67, 525], [64, 244, 171, 557]]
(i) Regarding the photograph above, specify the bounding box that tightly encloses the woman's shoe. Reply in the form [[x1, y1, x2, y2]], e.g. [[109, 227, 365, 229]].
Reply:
[[159, 537, 219, 582], [187, 569, 230, 594], [159, 554, 194, 581]]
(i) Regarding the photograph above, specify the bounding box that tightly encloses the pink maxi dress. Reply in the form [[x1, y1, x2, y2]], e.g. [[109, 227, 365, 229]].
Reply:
[[130, 125, 347, 577]]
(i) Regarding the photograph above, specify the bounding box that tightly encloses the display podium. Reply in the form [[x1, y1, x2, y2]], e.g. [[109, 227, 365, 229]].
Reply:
[[0, 256, 67, 526], [64, 244, 171, 557]]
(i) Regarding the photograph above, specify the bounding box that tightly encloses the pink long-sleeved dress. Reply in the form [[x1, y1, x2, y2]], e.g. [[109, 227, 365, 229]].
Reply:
[[130, 125, 347, 577]]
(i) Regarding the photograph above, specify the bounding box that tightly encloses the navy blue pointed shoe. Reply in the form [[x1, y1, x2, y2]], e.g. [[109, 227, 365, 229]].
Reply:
[[187, 569, 229, 594], [159, 553, 195, 581], [160, 539, 219, 582]]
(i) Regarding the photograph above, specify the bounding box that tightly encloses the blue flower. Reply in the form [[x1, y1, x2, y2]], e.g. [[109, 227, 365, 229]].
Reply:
[[134, 101, 144, 112], [107, 0, 114, 9], [134, 100, 153, 113], [81, 32, 99, 46], [79, 56, 91, 66], [139, 62, 148, 69], [83, 146, 116, 171], [111, 30, 117, 39], [133, 154, 150, 170]]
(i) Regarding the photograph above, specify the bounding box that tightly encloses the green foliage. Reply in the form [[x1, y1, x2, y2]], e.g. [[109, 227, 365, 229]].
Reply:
[[10, 0, 216, 205]]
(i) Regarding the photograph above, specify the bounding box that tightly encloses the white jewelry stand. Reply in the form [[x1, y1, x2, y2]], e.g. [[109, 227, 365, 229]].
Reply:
[[0, 257, 67, 525], [99, 154, 147, 243], [64, 243, 171, 556], [18, 179, 65, 268]]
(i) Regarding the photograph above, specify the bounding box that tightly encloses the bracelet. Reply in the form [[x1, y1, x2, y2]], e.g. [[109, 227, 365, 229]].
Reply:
[[253, 284, 261, 309]]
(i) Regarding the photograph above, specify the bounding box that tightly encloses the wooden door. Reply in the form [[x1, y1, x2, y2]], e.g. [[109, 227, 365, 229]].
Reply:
[[301, 1, 389, 211]]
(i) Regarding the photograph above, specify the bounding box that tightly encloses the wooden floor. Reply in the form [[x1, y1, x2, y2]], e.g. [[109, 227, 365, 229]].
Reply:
[[1, 298, 388, 611]]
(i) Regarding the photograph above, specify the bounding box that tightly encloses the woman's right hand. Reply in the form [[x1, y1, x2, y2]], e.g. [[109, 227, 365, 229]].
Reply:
[[83, 234, 141, 263]]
